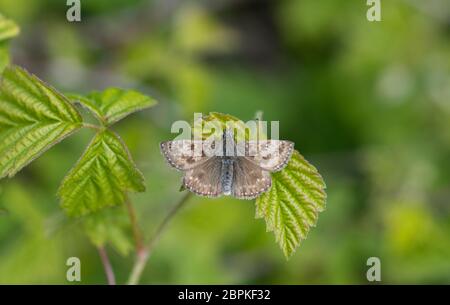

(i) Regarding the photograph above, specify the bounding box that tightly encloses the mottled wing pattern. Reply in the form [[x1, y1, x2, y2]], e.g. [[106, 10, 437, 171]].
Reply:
[[244, 140, 294, 172], [183, 156, 223, 197], [232, 158, 272, 199], [160, 140, 209, 170], [161, 137, 294, 199]]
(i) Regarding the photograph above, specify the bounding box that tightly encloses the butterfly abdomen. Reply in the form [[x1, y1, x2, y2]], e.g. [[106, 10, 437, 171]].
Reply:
[[221, 158, 234, 195]]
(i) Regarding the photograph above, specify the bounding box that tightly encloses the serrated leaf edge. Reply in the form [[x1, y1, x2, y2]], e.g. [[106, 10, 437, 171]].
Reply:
[[0, 65, 83, 178], [255, 150, 327, 259]]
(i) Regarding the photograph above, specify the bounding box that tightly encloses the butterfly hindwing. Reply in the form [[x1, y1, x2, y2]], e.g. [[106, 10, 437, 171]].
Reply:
[[232, 157, 272, 199], [243, 140, 294, 172], [161, 136, 294, 199], [183, 156, 223, 197]]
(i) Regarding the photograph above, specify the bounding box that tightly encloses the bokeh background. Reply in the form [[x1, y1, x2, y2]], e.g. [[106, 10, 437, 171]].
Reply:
[[0, 0, 449, 284]]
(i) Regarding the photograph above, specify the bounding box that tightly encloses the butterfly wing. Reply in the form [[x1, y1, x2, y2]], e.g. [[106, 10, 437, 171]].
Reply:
[[243, 140, 294, 172], [183, 156, 223, 197], [160, 140, 210, 170], [161, 138, 293, 199], [232, 157, 272, 199]]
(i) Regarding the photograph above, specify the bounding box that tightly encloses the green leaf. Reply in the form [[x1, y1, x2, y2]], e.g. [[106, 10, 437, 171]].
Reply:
[[0, 15, 19, 72], [58, 129, 145, 217], [0, 14, 20, 42], [0, 42, 10, 72], [191, 112, 260, 141], [256, 150, 326, 259], [69, 88, 157, 126], [82, 206, 134, 256], [0, 66, 83, 178]]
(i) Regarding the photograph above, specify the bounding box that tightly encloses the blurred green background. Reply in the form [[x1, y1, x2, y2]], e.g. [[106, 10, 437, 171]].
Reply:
[[0, 0, 449, 284]]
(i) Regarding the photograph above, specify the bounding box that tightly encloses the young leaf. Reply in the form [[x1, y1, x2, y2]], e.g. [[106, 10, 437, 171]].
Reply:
[[58, 129, 145, 217], [0, 14, 20, 42], [0, 66, 83, 179], [70, 88, 157, 126], [256, 150, 326, 258], [82, 206, 134, 256], [0, 43, 10, 72], [191, 112, 258, 141], [0, 14, 19, 71]]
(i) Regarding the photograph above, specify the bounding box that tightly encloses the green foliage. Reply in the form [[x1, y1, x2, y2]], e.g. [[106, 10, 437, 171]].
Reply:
[[0, 59, 154, 259], [1, 0, 449, 284], [0, 45, 9, 72], [70, 88, 157, 126], [0, 61, 155, 220], [0, 66, 82, 178], [0, 14, 19, 42], [83, 206, 134, 256], [120, 4, 237, 115], [0, 183, 66, 283], [0, 14, 19, 72], [256, 150, 326, 258], [192, 112, 259, 141], [58, 130, 145, 216], [173, 4, 237, 54], [0, 9, 329, 280], [191, 112, 327, 258]]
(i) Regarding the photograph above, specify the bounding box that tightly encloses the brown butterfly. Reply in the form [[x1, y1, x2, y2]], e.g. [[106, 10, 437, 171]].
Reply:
[[160, 129, 294, 199]]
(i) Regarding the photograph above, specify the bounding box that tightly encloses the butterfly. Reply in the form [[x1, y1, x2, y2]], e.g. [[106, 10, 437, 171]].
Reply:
[[160, 129, 294, 199]]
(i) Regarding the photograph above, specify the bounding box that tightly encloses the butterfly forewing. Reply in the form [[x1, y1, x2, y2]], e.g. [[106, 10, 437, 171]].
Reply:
[[243, 140, 294, 172], [183, 156, 223, 197], [232, 158, 272, 199], [160, 140, 210, 170], [161, 136, 294, 199]]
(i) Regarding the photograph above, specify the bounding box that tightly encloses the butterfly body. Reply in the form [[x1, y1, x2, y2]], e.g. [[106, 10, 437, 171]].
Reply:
[[160, 129, 294, 199], [221, 157, 234, 196]]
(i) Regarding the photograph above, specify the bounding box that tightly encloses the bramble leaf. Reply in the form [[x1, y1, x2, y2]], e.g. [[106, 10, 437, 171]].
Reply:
[[0, 14, 20, 72], [58, 129, 145, 217], [0, 43, 10, 72], [70, 88, 157, 126], [83, 206, 134, 256], [256, 150, 326, 258], [191, 112, 260, 141], [0, 14, 19, 42], [0, 66, 83, 179]]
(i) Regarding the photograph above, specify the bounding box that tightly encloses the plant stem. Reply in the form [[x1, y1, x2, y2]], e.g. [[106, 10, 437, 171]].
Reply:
[[127, 192, 192, 285], [97, 246, 116, 285], [125, 196, 145, 252], [82, 123, 102, 131], [126, 247, 149, 286]]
